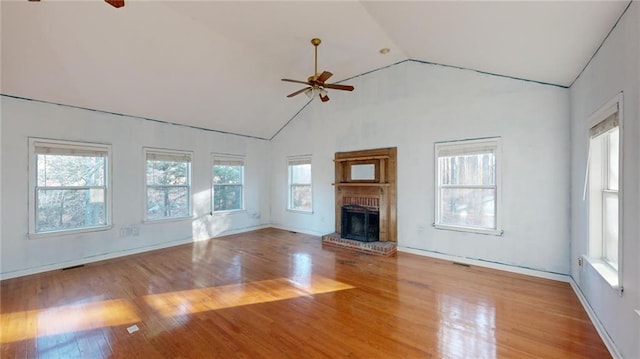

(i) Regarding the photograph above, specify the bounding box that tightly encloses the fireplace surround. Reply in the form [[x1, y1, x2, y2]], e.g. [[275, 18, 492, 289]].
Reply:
[[322, 147, 397, 253]]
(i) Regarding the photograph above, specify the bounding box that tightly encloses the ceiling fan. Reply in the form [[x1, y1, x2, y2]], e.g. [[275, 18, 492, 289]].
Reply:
[[282, 38, 354, 103]]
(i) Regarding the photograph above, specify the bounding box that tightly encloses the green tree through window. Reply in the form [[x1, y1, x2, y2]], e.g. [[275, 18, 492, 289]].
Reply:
[[213, 157, 244, 212], [145, 150, 191, 220], [32, 140, 109, 233]]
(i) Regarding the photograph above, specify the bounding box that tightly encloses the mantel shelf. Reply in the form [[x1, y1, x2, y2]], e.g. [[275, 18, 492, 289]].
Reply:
[[334, 155, 390, 162], [333, 183, 391, 187]]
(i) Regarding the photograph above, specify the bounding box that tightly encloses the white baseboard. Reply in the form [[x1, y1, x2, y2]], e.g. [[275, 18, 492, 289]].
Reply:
[[569, 279, 622, 359], [0, 225, 270, 280], [397, 246, 570, 282]]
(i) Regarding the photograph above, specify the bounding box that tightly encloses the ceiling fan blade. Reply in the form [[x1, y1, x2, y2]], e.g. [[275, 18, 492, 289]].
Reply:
[[323, 83, 354, 92], [282, 79, 312, 85], [287, 87, 312, 98], [315, 71, 333, 84], [105, 0, 125, 8], [320, 93, 330, 102]]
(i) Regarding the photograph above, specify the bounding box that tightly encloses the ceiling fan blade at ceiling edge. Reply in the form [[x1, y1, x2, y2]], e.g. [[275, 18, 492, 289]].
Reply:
[[105, 0, 125, 8], [323, 83, 354, 91], [282, 79, 312, 85], [287, 87, 312, 98]]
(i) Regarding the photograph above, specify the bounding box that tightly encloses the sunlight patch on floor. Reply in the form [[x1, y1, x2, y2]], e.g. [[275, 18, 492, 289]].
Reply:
[[0, 298, 140, 343], [0, 275, 353, 344], [143, 275, 354, 318]]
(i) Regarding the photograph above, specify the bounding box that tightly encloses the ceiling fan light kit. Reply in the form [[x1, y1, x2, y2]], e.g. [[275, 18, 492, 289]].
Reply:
[[281, 38, 354, 103]]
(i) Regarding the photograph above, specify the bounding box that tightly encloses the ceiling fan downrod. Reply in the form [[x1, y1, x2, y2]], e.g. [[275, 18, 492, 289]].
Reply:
[[311, 38, 321, 80]]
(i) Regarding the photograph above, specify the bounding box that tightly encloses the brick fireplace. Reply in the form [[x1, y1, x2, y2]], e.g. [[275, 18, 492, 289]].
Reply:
[[322, 147, 397, 256]]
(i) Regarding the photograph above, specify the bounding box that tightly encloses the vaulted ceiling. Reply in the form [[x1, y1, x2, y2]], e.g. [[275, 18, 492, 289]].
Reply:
[[1, 1, 630, 139]]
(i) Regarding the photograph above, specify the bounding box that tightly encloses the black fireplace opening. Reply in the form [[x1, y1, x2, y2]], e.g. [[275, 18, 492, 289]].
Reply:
[[341, 205, 379, 242]]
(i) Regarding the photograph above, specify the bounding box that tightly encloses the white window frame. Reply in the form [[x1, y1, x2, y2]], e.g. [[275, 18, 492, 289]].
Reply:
[[28, 138, 112, 238], [585, 93, 623, 289], [434, 137, 502, 236], [212, 154, 245, 213], [287, 156, 313, 213], [144, 148, 193, 222]]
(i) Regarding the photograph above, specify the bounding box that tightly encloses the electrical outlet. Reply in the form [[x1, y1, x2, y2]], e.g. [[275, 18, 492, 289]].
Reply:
[[577, 257, 583, 267], [131, 227, 139, 236]]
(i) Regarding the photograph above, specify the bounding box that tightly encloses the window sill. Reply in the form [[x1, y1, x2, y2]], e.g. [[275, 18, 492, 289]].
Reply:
[[28, 224, 113, 240], [212, 209, 245, 215], [583, 256, 619, 289], [433, 223, 503, 236], [144, 216, 192, 224], [287, 209, 313, 215]]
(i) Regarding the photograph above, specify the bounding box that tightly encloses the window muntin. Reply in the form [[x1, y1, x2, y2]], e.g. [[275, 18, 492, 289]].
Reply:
[[288, 157, 312, 212], [145, 149, 192, 221], [435, 139, 500, 234], [31, 140, 110, 234], [213, 156, 244, 212]]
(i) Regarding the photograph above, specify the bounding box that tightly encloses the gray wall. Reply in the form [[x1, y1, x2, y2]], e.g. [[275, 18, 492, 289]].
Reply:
[[1, 97, 271, 279], [271, 60, 571, 275], [569, 3, 639, 358]]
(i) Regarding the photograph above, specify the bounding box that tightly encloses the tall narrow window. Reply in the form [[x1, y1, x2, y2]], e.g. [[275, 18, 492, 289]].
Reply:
[[30, 139, 110, 235], [435, 138, 501, 235], [212, 155, 244, 212], [287, 156, 312, 212], [145, 148, 192, 221], [588, 105, 620, 274]]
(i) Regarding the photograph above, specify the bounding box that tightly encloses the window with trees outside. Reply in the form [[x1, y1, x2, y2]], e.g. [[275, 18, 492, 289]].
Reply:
[[288, 156, 312, 212], [588, 101, 621, 283], [30, 139, 110, 235], [435, 138, 501, 235], [145, 148, 192, 221], [213, 155, 244, 212]]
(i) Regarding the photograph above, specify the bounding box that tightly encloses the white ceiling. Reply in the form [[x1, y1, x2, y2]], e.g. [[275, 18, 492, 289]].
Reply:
[[1, 0, 630, 139]]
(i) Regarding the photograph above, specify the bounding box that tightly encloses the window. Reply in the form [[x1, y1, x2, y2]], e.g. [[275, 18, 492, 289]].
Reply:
[[145, 148, 192, 221], [212, 155, 244, 212], [588, 102, 621, 277], [30, 139, 110, 235], [287, 156, 312, 212], [435, 138, 501, 235]]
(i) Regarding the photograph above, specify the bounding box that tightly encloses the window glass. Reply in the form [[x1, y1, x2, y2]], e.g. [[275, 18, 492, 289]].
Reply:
[[145, 150, 191, 220], [213, 157, 244, 212], [435, 139, 500, 234], [587, 107, 620, 278], [288, 158, 312, 212], [32, 140, 109, 234], [607, 128, 619, 191]]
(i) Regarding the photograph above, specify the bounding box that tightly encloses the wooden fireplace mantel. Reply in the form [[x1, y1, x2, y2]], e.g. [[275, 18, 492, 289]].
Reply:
[[333, 147, 397, 242], [333, 183, 391, 188]]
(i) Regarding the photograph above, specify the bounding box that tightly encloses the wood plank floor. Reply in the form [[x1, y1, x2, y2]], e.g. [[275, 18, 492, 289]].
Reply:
[[1, 228, 610, 358]]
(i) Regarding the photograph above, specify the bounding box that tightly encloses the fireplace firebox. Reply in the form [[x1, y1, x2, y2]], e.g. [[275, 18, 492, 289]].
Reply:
[[341, 205, 379, 242]]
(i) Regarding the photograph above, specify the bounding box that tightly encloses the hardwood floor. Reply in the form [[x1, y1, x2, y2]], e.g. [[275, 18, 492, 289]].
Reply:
[[1, 228, 609, 358]]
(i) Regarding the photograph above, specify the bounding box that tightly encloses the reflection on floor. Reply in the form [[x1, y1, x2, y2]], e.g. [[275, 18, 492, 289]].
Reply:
[[0, 228, 610, 358]]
